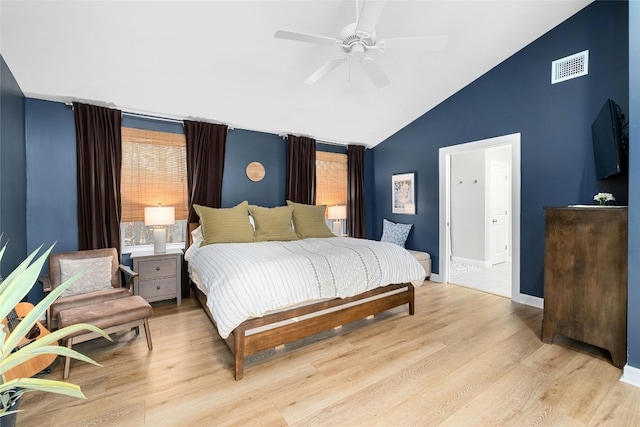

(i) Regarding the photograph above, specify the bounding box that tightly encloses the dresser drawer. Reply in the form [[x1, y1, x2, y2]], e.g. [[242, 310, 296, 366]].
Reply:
[[137, 258, 177, 279], [139, 277, 177, 300]]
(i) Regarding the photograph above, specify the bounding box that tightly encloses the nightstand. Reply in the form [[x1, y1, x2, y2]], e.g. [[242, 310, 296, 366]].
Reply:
[[131, 249, 182, 305]]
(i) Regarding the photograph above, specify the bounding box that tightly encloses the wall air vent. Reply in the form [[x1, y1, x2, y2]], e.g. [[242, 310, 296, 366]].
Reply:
[[551, 50, 589, 84]]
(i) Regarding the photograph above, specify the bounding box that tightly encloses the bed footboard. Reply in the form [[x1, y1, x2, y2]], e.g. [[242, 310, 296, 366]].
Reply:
[[193, 282, 415, 380]]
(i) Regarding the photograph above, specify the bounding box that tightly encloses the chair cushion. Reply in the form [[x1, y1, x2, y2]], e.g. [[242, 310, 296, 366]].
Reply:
[[51, 287, 131, 327], [59, 256, 114, 297], [58, 296, 152, 337]]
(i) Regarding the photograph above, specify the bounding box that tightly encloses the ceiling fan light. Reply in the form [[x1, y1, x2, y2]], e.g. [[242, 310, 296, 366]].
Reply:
[[352, 44, 365, 55]]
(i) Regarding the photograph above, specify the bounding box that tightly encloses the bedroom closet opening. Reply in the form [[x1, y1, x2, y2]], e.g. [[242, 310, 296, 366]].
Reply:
[[438, 133, 521, 300]]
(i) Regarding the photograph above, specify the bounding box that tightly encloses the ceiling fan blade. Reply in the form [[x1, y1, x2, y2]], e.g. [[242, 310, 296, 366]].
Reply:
[[305, 56, 347, 85], [379, 35, 448, 52], [359, 57, 390, 88], [274, 30, 337, 46], [356, 0, 387, 37]]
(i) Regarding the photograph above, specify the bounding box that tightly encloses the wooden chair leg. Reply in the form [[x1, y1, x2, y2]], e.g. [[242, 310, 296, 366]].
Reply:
[[143, 318, 153, 350], [63, 338, 73, 380]]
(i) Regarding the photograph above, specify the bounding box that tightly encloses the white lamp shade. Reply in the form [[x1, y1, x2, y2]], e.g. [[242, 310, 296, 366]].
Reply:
[[144, 206, 175, 226], [327, 205, 347, 220]]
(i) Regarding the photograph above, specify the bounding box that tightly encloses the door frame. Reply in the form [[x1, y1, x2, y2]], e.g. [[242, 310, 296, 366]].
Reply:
[[438, 133, 521, 301]]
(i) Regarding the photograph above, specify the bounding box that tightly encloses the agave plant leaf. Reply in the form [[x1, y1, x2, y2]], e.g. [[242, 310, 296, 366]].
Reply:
[[0, 377, 85, 399], [1, 246, 105, 360], [1, 324, 109, 377], [1, 244, 115, 418], [0, 244, 49, 321]]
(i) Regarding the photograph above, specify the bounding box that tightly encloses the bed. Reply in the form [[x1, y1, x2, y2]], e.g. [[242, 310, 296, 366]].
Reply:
[[184, 201, 426, 380]]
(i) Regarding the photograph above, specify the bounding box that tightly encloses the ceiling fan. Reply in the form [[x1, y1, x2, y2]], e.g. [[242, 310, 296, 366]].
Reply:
[[274, 0, 448, 88]]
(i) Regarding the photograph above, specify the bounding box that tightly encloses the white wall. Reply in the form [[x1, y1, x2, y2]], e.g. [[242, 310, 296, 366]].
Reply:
[[451, 145, 512, 266], [451, 149, 486, 262]]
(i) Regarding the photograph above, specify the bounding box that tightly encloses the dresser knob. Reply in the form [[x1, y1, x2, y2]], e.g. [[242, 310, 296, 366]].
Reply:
[[156, 267, 160, 271], [156, 285, 160, 290]]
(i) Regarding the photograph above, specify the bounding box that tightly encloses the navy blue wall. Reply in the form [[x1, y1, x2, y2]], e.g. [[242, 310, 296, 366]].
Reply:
[[24, 101, 373, 253], [222, 129, 287, 208], [372, 0, 629, 298], [0, 55, 27, 278], [25, 99, 78, 256], [627, 0, 639, 370]]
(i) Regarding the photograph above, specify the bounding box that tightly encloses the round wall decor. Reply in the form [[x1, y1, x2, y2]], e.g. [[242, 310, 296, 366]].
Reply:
[[246, 161, 266, 182]]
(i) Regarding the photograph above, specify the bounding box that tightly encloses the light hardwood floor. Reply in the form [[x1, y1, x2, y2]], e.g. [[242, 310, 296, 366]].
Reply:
[[17, 281, 640, 426]]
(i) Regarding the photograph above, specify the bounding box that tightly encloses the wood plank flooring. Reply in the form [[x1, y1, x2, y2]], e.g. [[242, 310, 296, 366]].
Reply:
[[16, 281, 640, 426]]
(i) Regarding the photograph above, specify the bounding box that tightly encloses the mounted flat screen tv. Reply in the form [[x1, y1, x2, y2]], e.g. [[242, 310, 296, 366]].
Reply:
[[591, 98, 624, 180]]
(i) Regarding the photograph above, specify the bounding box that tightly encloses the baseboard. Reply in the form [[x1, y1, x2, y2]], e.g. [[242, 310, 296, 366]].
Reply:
[[428, 273, 542, 310], [621, 364, 640, 388], [512, 293, 543, 309], [451, 256, 491, 268]]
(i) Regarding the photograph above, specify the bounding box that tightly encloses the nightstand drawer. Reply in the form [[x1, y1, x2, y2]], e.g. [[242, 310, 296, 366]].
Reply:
[[131, 250, 182, 306], [137, 258, 177, 279], [138, 277, 176, 300]]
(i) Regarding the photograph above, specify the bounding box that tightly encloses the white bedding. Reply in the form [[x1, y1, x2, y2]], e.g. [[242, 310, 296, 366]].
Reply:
[[185, 237, 426, 338]]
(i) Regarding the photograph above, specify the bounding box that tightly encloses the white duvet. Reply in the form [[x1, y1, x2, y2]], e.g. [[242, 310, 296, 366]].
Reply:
[[184, 237, 426, 338]]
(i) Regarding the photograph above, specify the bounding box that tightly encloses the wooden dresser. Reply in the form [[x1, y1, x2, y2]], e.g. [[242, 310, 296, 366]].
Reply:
[[542, 206, 628, 368]]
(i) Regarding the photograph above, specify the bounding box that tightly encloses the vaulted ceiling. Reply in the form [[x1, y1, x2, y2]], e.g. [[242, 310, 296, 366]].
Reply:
[[0, 0, 592, 147]]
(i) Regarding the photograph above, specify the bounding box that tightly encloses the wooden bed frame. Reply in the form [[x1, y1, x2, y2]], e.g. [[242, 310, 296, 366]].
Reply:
[[186, 223, 416, 380]]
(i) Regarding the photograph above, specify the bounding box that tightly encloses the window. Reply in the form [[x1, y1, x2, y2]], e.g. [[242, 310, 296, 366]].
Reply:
[[316, 151, 348, 207], [316, 151, 348, 234], [120, 127, 188, 252]]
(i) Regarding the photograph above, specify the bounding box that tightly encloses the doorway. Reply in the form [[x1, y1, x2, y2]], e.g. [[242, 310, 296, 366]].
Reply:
[[438, 133, 521, 300]]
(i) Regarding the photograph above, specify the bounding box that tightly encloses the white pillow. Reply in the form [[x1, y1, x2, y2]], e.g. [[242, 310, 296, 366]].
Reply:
[[191, 226, 204, 246], [59, 256, 114, 297]]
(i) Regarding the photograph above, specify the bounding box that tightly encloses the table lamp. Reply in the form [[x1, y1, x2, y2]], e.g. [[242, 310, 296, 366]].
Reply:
[[327, 205, 347, 236], [144, 205, 175, 254]]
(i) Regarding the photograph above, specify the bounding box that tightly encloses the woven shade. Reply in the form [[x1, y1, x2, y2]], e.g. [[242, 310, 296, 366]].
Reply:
[[316, 151, 347, 211], [121, 127, 188, 222]]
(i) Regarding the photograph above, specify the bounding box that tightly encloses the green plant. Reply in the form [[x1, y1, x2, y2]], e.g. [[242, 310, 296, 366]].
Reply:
[[593, 192, 615, 205], [0, 244, 110, 418]]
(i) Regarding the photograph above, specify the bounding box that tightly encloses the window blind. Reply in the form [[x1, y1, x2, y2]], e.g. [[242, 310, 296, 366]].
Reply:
[[316, 151, 347, 209], [121, 127, 188, 222]]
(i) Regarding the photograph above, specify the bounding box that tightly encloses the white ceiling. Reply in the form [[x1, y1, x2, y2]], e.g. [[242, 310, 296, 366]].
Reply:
[[0, 0, 592, 147]]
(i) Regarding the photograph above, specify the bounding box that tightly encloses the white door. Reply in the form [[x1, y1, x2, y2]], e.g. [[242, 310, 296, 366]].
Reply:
[[490, 161, 508, 265]]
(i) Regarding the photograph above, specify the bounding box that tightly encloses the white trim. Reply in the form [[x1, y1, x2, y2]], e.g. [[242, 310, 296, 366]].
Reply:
[[123, 242, 185, 256], [451, 256, 492, 269], [513, 293, 543, 309], [621, 365, 640, 388], [439, 133, 521, 301], [428, 272, 542, 309]]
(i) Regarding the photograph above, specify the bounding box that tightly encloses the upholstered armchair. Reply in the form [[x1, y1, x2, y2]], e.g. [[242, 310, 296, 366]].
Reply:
[[41, 248, 138, 330], [42, 248, 154, 379]]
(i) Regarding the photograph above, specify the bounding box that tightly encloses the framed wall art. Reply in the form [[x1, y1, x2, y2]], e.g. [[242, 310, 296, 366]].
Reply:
[[392, 173, 416, 215]]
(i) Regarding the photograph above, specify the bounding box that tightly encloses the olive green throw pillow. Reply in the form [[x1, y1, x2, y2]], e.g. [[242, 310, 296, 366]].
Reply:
[[249, 205, 298, 242], [194, 201, 254, 245], [286, 200, 335, 239]]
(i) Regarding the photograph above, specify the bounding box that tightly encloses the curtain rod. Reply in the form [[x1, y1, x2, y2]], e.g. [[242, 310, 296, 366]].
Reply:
[[65, 102, 367, 147], [64, 102, 237, 129]]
